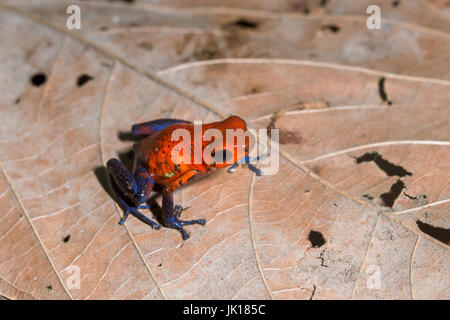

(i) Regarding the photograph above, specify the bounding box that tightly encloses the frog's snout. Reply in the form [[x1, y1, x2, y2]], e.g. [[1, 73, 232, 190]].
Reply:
[[223, 115, 247, 131]]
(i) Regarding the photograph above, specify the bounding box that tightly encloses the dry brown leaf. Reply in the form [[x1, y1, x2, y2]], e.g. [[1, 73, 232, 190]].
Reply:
[[0, 1, 448, 300]]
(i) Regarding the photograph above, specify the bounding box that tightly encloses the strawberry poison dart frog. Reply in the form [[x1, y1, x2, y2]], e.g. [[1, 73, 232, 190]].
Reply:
[[107, 116, 261, 240]]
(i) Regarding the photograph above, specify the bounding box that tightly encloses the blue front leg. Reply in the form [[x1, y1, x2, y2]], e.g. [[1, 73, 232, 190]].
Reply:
[[107, 159, 160, 229], [162, 191, 206, 240], [228, 155, 262, 176]]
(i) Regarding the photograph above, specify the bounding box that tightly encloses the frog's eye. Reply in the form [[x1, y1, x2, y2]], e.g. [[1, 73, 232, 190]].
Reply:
[[212, 150, 233, 164]]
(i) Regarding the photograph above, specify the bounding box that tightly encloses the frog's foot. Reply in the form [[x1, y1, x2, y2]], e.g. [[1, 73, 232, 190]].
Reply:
[[162, 192, 206, 240], [165, 214, 206, 240], [116, 196, 161, 230], [228, 155, 262, 176]]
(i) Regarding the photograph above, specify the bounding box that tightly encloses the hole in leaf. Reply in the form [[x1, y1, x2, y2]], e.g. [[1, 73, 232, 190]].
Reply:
[[416, 220, 450, 245], [224, 19, 259, 29], [363, 194, 374, 200], [308, 230, 326, 248], [321, 24, 340, 33], [380, 179, 405, 207], [378, 77, 393, 105], [355, 152, 412, 177], [31, 73, 47, 87], [77, 74, 93, 87]]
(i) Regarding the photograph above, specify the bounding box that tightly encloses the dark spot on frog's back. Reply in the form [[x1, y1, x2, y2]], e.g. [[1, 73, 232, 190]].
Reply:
[[308, 230, 326, 248], [63, 235, 71, 243]]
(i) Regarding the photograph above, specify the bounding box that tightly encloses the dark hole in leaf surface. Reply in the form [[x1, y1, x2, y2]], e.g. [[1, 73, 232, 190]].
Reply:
[[380, 179, 405, 207], [416, 220, 450, 245], [308, 230, 326, 248], [225, 19, 259, 29], [356, 152, 412, 177], [31, 73, 47, 87], [77, 74, 93, 87], [321, 24, 340, 33], [378, 77, 393, 105]]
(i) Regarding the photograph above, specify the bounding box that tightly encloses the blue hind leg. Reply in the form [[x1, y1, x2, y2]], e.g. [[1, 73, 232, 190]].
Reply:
[[131, 119, 191, 136], [107, 158, 160, 229], [115, 195, 160, 229]]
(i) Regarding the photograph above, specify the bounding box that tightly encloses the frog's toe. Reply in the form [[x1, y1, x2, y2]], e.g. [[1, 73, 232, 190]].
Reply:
[[227, 163, 239, 173], [119, 209, 130, 225], [179, 227, 190, 240], [119, 205, 161, 229], [180, 218, 206, 227], [169, 217, 206, 240], [196, 218, 206, 226], [153, 223, 161, 230], [174, 205, 190, 218], [247, 163, 262, 176]]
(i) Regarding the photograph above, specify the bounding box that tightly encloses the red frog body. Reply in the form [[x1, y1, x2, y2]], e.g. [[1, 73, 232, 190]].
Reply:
[[107, 115, 260, 240], [138, 116, 248, 192]]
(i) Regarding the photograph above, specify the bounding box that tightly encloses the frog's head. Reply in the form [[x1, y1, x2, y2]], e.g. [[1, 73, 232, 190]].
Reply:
[[202, 115, 251, 169]]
